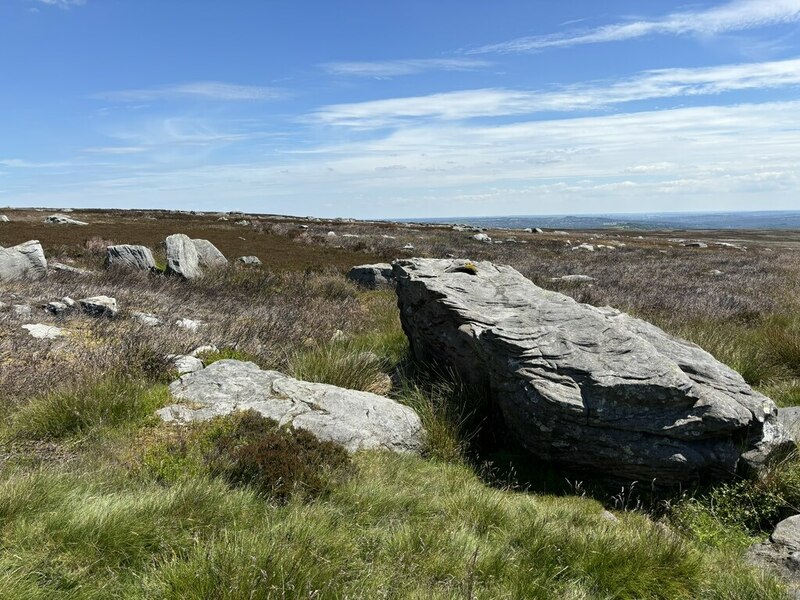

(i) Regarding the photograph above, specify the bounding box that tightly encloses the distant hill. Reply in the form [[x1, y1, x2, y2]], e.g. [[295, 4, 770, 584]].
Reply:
[[416, 211, 800, 230]]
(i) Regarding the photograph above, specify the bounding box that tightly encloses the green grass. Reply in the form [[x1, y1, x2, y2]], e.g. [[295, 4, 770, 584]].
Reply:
[[0, 451, 787, 599], [6, 378, 170, 440]]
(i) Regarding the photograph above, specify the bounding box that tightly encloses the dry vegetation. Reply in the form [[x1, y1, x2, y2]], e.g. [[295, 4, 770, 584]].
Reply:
[[2, 207, 800, 598]]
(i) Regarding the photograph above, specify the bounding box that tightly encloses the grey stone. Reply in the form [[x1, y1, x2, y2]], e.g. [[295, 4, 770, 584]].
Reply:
[[46, 301, 69, 315], [472, 233, 492, 243], [683, 242, 708, 248], [158, 360, 423, 454], [22, 323, 65, 340], [0, 240, 47, 281], [168, 355, 204, 375], [12, 304, 32, 318], [189, 345, 218, 358], [192, 239, 228, 269], [175, 318, 202, 331], [237, 255, 261, 266], [50, 262, 94, 276], [347, 263, 394, 288], [106, 245, 156, 272], [550, 275, 596, 283], [393, 258, 789, 485], [165, 234, 202, 279], [133, 312, 163, 327], [747, 515, 800, 598], [779, 407, 800, 440], [79, 295, 118, 318], [0, 215, 9, 222], [572, 243, 595, 252], [43, 214, 88, 225]]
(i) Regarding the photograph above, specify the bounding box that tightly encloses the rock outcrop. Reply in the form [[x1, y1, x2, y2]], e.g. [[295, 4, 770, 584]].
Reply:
[[0, 240, 47, 281], [44, 214, 88, 226], [79, 296, 118, 317], [165, 234, 202, 279], [393, 258, 789, 485], [747, 515, 800, 598], [106, 244, 156, 272], [192, 239, 227, 269], [237, 255, 261, 266], [158, 359, 423, 454], [348, 263, 394, 288]]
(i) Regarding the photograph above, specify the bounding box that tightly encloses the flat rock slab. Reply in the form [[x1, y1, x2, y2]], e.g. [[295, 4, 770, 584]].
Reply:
[[22, 323, 66, 339], [44, 214, 88, 225], [159, 359, 423, 454], [0, 240, 47, 282], [393, 258, 788, 485]]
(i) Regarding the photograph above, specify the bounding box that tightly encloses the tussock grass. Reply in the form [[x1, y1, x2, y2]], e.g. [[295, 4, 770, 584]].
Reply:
[[0, 452, 787, 599]]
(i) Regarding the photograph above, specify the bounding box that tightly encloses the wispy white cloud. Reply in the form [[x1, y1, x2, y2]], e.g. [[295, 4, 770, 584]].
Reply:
[[82, 146, 147, 155], [94, 81, 286, 103], [311, 57, 800, 127], [32, 0, 86, 8], [321, 58, 492, 77], [470, 0, 800, 54]]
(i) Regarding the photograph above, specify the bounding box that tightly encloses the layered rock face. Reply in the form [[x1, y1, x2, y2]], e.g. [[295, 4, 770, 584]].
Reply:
[[106, 244, 156, 271], [158, 360, 424, 454], [165, 234, 201, 279], [0, 240, 47, 281], [393, 258, 789, 484]]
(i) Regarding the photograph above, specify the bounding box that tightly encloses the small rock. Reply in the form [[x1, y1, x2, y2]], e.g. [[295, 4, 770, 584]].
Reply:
[[347, 263, 394, 288], [402, 243, 415, 250], [168, 354, 204, 375], [234, 220, 250, 226], [12, 304, 32, 318], [747, 514, 800, 597], [175, 318, 202, 331], [709, 269, 725, 277], [551, 275, 596, 283], [22, 323, 65, 339], [472, 233, 492, 243], [683, 242, 708, 248], [189, 345, 218, 358], [601, 510, 619, 523], [46, 301, 70, 315], [49, 262, 94, 276], [327, 231, 337, 237], [237, 255, 261, 266], [62, 297, 76, 308], [0, 215, 9, 222], [133, 312, 163, 327], [572, 244, 595, 252], [79, 296, 118, 318]]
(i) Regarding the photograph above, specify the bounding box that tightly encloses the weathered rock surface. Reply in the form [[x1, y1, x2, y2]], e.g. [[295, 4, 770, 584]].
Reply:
[[192, 239, 228, 269], [50, 262, 94, 276], [106, 244, 156, 272], [132, 312, 163, 327], [165, 234, 201, 279], [22, 323, 66, 340], [158, 359, 423, 454], [0, 241, 47, 281], [0, 215, 9, 222], [393, 258, 789, 484], [44, 214, 88, 226], [747, 515, 800, 598], [237, 255, 261, 266], [348, 263, 394, 288], [79, 295, 118, 317], [168, 354, 204, 375], [779, 407, 800, 440]]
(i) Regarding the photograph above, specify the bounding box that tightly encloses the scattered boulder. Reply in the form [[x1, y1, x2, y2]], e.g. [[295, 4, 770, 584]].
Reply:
[[347, 263, 394, 288], [746, 515, 800, 598], [12, 304, 32, 319], [683, 242, 708, 248], [158, 359, 423, 453], [106, 244, 156, 272], [0, 240, 47, 281], [572, 243, 595, 252], [234, 220, 250, 226], [192, 239, 228, 269], [472, 233, 492, 243], [50, 262, 94, 276], [79, 296, 118, 318], [402, 243, 415, 250], [132, 312, 163, 327], [393, 258, 789, 485], [175, 318, 202, 331], [189, 345, 218, 358], [237, 255, 261, 266], [778, 407, 800, 440], [550, 275, 596, 283], [43, 214, 88, 226], [22, 323, 65, 340], [0, 215, 9, 222], [709, 269, 725, 277], [46, 301, 70, 315], [165, 234, 202, 279]]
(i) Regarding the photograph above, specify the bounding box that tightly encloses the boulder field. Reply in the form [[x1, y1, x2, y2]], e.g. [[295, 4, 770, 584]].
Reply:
[[393, 258, 791, 485]]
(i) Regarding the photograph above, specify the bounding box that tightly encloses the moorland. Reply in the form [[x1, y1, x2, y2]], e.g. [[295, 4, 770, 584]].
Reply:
[[2, 207, 800, 599]]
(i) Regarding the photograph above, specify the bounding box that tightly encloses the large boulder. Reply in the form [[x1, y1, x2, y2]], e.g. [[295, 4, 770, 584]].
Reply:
[[0, 240, 47, 281], [158, 359, 423, 454], [192, 239, 228, 269], [393, 258, 789, 485], [106, 244, 156, 272], [165, 234, 201, 279], [348, 263, 394, 288]]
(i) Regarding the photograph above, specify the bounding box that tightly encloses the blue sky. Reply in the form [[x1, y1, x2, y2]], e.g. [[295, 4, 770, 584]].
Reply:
[[2, 0, 800, 218]]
